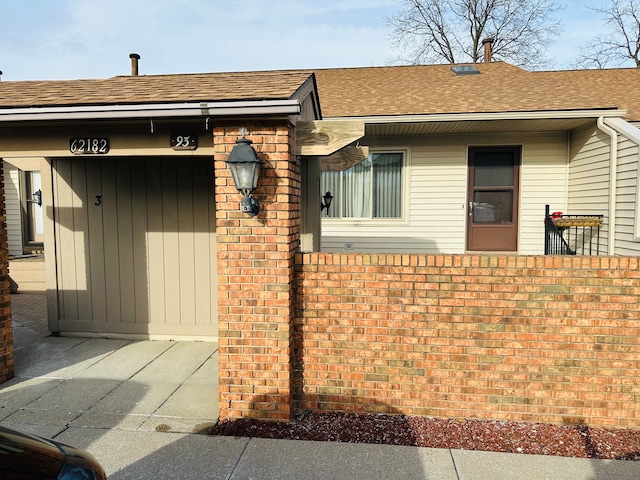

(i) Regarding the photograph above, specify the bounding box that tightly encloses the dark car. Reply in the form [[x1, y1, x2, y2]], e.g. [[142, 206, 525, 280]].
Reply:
[[0, 425, 106, 479]]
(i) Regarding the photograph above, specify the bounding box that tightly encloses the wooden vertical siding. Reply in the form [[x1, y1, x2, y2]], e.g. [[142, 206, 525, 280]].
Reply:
[[568, 125, 611, 254], [51, 156, 217, 339], [321, 133, 567, 254]]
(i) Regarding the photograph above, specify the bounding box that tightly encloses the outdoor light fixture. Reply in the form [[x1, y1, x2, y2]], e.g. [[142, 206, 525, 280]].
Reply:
[[321, 191, 333, 215], [225, 129, 261, 217]]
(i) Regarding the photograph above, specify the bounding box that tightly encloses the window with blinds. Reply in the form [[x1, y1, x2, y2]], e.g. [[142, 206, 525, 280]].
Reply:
[[321, 152, 404, 219]]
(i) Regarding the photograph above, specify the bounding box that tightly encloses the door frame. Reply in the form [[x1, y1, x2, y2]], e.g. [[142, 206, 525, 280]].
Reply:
[[19, 169, 45, 253], [466, 146, 521, 252]]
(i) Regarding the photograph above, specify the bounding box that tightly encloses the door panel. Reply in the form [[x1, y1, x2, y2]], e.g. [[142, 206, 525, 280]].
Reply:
[[52, 157, 218, 339], [467, 147, 520, 251]]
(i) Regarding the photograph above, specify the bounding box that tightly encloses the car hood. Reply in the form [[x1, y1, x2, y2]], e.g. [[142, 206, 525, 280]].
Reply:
[[0, 425, 65, 477]]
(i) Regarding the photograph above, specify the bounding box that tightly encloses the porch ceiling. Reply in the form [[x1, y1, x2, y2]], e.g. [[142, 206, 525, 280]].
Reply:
[[364, 117, 596, 136]]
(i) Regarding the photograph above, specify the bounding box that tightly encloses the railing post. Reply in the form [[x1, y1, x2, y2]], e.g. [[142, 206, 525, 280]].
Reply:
[[544, 204, 550, 255]]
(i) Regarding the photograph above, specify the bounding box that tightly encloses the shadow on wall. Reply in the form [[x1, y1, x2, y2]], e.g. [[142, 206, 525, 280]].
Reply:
[[320, 237, 447, 254], [46, 156, 217, 338]]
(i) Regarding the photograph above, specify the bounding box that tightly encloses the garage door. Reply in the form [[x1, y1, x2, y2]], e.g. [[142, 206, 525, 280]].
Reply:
[[51, 156, 217, 340]]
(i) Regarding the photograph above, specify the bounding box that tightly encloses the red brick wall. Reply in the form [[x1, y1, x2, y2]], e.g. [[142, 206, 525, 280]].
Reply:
[[294, 253, 640, 429], [0, 161, 13, 384], [215, 122, 300, 421]]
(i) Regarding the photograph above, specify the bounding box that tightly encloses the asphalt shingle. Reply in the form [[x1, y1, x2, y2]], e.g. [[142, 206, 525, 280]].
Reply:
[[312, 63, 640, 120], [1, 63, 638, 121], [0, 70, 314, 107]]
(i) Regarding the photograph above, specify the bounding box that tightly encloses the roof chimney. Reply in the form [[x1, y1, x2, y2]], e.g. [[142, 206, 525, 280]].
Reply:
[[0, 71, 3, 81], [129, 53, 140, 76], [482, 38, 494, 62]]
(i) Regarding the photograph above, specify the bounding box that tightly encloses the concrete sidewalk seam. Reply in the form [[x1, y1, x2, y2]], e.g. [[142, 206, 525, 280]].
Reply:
[[448, 448, 461, 480], [227, 437, 251, 480]]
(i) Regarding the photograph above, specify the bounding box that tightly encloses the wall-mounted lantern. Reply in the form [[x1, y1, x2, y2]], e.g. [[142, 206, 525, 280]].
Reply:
[[225, 132, 261, 217], [320, 191, 333, 215], [32, 189, 43, 207]]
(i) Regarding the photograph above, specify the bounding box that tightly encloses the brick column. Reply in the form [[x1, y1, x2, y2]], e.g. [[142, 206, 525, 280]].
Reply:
[[0, 161, 13, 384], [215, 122, 300, 421]]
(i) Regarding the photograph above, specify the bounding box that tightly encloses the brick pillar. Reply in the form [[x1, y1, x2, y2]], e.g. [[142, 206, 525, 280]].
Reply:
[[0, 161, 13, 384], [215, 122, 300, 421]]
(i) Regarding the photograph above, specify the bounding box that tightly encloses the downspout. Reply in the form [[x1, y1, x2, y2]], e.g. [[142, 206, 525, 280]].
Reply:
[[597, 117, 618, 255]]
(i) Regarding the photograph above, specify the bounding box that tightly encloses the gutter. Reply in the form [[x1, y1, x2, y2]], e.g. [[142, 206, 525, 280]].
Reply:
[[597, 117, 618, 255], [324, 109, 627, 124], [0, 99, 301, 122]]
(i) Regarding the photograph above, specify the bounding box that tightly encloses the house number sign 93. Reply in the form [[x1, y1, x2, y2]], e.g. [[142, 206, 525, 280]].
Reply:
[[70, 138, 110, 154], [170, 133, 197, 150]]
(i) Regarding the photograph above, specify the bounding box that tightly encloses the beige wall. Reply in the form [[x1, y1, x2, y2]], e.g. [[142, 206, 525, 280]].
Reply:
[[0, 124, 215, 158]]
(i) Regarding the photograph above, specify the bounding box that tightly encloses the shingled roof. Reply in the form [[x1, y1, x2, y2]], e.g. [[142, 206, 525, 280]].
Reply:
[[312, 62, 640, 121], [0, 70, 314, 108], [0, 62, 638, 121]]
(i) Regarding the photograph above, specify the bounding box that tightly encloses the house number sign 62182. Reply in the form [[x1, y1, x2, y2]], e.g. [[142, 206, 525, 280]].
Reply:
[[70, 138, 110, 154]]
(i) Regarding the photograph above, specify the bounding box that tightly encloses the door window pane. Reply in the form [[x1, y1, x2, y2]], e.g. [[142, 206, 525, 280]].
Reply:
[[473, 191, 513, 223], [474, 152, 515, 187]]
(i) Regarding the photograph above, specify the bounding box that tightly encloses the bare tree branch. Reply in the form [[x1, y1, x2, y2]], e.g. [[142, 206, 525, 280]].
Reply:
[[386, 0, 564, 70], [577, 0, 640, 68]]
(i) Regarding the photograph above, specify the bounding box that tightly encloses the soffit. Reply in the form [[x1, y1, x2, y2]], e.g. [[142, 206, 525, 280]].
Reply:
[[363, 117, 596, 136]]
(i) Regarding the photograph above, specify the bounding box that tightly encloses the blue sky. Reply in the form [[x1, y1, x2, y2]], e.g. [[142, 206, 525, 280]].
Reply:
[[0, 0, 612, 81]]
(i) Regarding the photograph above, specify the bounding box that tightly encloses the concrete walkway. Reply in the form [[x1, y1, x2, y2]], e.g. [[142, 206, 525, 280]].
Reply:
[[2, 294, 640, 479]]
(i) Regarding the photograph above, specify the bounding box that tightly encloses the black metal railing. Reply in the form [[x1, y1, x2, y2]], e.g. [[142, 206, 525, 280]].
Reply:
[[544, 205, 603, 255]]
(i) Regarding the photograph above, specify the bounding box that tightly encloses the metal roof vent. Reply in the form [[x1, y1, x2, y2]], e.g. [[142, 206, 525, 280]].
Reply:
[[129, 53, 140, 76], [451, 65, 480, 75]]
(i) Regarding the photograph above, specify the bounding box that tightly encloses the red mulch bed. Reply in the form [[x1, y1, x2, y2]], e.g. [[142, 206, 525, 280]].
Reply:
[[208, 412, 640, 460]]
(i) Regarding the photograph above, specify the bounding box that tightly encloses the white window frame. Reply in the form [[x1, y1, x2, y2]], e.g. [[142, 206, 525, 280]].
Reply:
[[322, 147, 410, 226]]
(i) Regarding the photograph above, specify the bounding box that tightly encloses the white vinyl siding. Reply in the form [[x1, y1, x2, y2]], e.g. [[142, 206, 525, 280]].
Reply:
[[568, 126, 611, 255], [322, 133, 568, 254], [614, 134, 640, 255], [3, 161, 23, 256], [518, 134, 568, 254], [410, 140, 467, 253]]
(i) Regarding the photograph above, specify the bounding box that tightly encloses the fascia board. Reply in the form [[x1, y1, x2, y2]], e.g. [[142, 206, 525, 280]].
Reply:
[[0, 99, 301, 122], [323, 109, 627, 124]]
